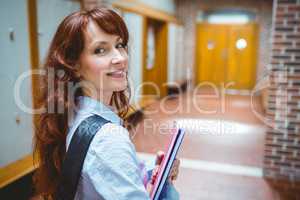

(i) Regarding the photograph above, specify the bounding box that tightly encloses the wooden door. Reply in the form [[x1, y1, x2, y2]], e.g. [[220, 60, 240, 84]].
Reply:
[[226, 23, 258, 89], [195, 23, 258, 90], [196, 24, 228, 85], [142, 18, 168, 97]]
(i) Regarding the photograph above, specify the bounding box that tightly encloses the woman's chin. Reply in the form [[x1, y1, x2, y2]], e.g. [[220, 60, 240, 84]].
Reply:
[[112, 84, 128, 92]]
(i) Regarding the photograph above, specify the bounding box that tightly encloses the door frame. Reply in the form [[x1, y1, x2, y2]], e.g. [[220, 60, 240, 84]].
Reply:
[[142, 17, 168, 97]]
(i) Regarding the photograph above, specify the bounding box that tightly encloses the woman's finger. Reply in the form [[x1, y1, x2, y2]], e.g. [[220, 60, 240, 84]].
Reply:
[[170, 159, 180, 176], [155, 151, 165, 165], [173, 158, 180, 168], [168, 158, 180, 182], [170, 167, 179, 180], [150, 166, 159, 184]]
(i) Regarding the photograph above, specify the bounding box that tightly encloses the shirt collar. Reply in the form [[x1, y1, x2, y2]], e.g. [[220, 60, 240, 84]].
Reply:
[[76, 96, 122, 125]]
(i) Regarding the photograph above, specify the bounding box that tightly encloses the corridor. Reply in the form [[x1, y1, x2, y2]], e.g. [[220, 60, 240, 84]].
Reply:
[[132, 90, 279, 199], [1, 0, 300, 199]]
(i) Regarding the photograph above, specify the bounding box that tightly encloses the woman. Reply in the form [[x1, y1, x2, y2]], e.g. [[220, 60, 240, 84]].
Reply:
[[33, 7, 180, 200]]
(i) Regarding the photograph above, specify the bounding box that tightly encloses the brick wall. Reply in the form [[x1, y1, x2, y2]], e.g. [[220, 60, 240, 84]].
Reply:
[[264, 0, 300, 184]]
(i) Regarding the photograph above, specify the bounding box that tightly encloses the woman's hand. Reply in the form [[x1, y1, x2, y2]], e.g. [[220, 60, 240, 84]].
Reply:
[[169, 158, 180, 183], [146, 151, 164, 193], [146, 151, 180, 193]]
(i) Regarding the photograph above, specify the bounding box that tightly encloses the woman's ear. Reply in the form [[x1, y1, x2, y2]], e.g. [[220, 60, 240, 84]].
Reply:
[[74, 63, 82, 79]]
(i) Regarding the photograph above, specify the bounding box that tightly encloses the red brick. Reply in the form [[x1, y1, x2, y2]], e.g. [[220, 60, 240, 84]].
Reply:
[[288, 5, 300, 12], [265, 0, 300, 183], [277, 5, 288, 12], [276, 12, 295, 19]]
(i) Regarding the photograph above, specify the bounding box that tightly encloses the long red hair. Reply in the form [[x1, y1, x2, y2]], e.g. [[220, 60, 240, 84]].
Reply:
[[33, 7, 130, 199]]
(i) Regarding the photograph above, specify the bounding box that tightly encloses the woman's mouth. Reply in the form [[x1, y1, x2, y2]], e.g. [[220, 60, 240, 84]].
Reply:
[[106, 70, 126, 78]]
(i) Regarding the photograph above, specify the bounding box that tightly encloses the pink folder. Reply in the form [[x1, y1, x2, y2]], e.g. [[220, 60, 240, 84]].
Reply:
[[150, 128, 185, 200]]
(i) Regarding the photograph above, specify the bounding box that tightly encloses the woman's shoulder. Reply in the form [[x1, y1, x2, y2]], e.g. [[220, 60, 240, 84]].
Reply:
[[89, 122, 134, 154], [99, 122, 130, 140]]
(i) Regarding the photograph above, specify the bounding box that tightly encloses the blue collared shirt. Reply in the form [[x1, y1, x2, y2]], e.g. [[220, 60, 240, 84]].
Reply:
[[66, 96, 150, 200]]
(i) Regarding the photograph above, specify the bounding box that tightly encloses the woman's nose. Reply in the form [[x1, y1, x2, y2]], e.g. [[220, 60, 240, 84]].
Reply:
[[111, 49, 126, 64]]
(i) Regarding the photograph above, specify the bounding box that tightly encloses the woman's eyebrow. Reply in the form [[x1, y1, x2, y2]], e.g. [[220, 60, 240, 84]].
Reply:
[[87, 41, 108, 51], [90, 41, 108, 47], [88, 37, 122, 49]]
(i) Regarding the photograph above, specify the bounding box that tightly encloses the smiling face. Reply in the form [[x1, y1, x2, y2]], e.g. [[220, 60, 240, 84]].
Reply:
[[78, 20, 128, 104]]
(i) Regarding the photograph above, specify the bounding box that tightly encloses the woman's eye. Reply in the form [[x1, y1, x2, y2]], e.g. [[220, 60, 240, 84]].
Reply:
[[94, 48, 105, 54], [116, 43, 127, 49]]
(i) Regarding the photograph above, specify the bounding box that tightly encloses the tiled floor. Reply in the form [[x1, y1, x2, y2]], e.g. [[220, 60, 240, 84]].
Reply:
[[130, 90, 285, 200], [173, 168, 280, 200]]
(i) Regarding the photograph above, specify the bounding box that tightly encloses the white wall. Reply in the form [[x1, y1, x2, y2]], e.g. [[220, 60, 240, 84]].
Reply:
[[138, 0, 175, 14], [0, 0, 80, 168], [0, 1, 33, 167], [107, 0, 175, 14], [38, 0, 80, 62], [176, 26, 185, 81], [168, 23, 185, 83], [123, 12, 144, 104], [168, 23, 176, 83]]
